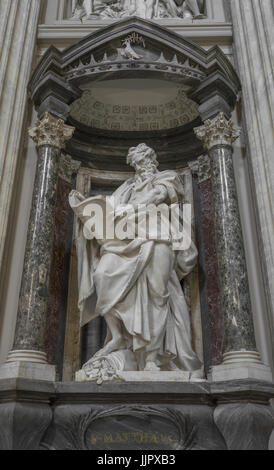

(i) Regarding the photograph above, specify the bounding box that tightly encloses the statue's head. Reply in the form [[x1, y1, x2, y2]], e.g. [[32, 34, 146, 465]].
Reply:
[[127, 143, 159, 174]]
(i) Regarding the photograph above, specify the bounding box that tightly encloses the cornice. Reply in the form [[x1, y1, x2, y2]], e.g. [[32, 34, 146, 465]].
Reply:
[[37, 21, 233, 50]]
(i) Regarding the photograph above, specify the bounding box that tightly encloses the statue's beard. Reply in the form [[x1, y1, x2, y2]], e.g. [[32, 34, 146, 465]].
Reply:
[[134, 160, 157, 180]]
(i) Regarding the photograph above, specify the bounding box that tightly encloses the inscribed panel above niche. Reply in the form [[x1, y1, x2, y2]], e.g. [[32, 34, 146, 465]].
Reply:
[[70, 79, 199, 131]]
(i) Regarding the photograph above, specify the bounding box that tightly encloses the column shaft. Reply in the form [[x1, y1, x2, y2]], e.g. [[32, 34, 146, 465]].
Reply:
[[7, 113, 74, 365], [13, 145, 60, 354], [194, 113, 261, 367], [209, 144, 256, 353]]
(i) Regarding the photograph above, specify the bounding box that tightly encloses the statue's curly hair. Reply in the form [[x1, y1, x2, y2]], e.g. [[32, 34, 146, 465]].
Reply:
[[127, 143, 159, 167]]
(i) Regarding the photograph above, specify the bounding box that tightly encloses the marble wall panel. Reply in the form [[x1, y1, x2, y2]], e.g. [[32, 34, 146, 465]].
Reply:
[[45, 177, 73, 380], [199, 178, 223, 365]]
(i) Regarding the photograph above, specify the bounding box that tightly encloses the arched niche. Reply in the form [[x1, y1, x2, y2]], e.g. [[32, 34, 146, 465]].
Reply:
[[28, 17, 240, 380]]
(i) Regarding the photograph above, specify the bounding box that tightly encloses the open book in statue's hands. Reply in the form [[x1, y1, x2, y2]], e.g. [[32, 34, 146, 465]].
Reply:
[[69, 191, 112, 241]]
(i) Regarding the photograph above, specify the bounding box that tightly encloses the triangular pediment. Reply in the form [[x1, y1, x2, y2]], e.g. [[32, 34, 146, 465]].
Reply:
[[29, 17, 240, 102], [62, 16, 207, 68]]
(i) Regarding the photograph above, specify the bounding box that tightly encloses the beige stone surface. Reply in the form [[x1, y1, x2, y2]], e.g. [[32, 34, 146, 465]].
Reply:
[[211, 363, 273, 383], [0, 1, 41, 365], [0, 0, 40, 281], [230, 0, 274, 368], [0, 361, 56, 382]]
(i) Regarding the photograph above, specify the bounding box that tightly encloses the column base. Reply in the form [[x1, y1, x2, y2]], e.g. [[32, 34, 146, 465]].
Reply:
[[209, 351, 273, 382], [0, 362, 56, 382], [6, 350, 48, 364], [0, 350, 55, 381]]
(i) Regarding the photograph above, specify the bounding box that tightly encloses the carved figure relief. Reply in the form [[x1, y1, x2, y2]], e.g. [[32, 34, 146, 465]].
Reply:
[[117, 33, 146, 60], [70, 0, 206, 20]]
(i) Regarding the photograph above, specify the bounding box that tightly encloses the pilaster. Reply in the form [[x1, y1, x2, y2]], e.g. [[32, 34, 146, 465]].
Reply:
[[0, 0, 41, 296], [230, 0, 274, 366]]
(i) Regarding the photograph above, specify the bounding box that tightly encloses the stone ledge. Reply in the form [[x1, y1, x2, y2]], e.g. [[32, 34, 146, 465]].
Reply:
[[0, 377, 273, 406], [37, 22, 233, 50], [210, 363, 273, 383], [0, 362, 56, 382]]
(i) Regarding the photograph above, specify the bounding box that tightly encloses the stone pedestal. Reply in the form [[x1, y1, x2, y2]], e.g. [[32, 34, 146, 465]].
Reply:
[[0, 379, 273, 450], [0, 113, 74, 382], [195, 113, 272, 382]]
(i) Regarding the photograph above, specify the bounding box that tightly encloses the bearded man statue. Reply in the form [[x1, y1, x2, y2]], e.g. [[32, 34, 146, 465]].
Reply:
[[69, 144, 203, 382]]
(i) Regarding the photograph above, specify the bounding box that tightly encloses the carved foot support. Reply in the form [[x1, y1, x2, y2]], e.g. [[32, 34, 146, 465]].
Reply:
[[0, 402, 52, 450], [214, 403, 274, 450]]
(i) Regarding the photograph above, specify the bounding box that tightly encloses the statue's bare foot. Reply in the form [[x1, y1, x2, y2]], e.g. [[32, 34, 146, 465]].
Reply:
[[144, 361, 160, 371]]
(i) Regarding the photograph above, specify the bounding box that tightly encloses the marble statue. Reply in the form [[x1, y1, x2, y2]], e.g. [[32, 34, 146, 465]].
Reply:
[[180, 0, 205, 19], [154, 0, 205, 19], [71, 0, 205, 20], [69, 143, 203, 382], [100, 0, 180, 19], [71, 0, 105, 19]]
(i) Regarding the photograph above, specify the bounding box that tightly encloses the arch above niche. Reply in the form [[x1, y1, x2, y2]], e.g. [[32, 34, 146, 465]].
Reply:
[[29, 17, 240, 168]]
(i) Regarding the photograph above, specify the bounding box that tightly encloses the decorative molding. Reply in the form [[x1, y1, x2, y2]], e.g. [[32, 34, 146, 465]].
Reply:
[[70, 87, 199, 132], [188, 154, 211, 183], [194, 112, 241, 149], [37, 22, 233, 50], [66, 48, 206, 83], [28, 113, 75, 149]]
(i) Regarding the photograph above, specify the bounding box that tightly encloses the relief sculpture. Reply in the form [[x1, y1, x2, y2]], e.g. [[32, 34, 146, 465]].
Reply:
[[70, 0, 206, 20]]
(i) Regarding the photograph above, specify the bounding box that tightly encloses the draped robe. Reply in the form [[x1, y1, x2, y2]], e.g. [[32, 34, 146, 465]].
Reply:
[[70, 170, 202, 371]]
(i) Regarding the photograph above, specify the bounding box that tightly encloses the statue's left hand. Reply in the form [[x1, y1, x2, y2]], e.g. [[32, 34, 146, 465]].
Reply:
[[69, 190, 85, 202]]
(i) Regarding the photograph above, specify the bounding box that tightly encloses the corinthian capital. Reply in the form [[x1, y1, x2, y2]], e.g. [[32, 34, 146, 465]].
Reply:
[[194, 113, 241, 150], [28, 112, 75, 149]]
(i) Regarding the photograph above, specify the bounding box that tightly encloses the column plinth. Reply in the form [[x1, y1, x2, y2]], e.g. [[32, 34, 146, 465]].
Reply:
[[0, 113, 74, 382], [195, 113, 272, 382]]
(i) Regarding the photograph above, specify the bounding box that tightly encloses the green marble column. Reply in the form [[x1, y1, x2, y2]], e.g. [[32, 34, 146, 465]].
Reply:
[[7, 113, 75, 366], [195, 114, 272, 381]]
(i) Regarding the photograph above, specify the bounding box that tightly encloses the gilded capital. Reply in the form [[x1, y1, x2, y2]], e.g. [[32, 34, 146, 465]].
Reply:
[[194, 113, 241, 150], [28, 112, 75, 149]]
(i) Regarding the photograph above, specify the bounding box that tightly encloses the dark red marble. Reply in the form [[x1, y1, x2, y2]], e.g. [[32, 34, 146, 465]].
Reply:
[[44, 177, 71, 367], [199, 179, 223, 365]]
